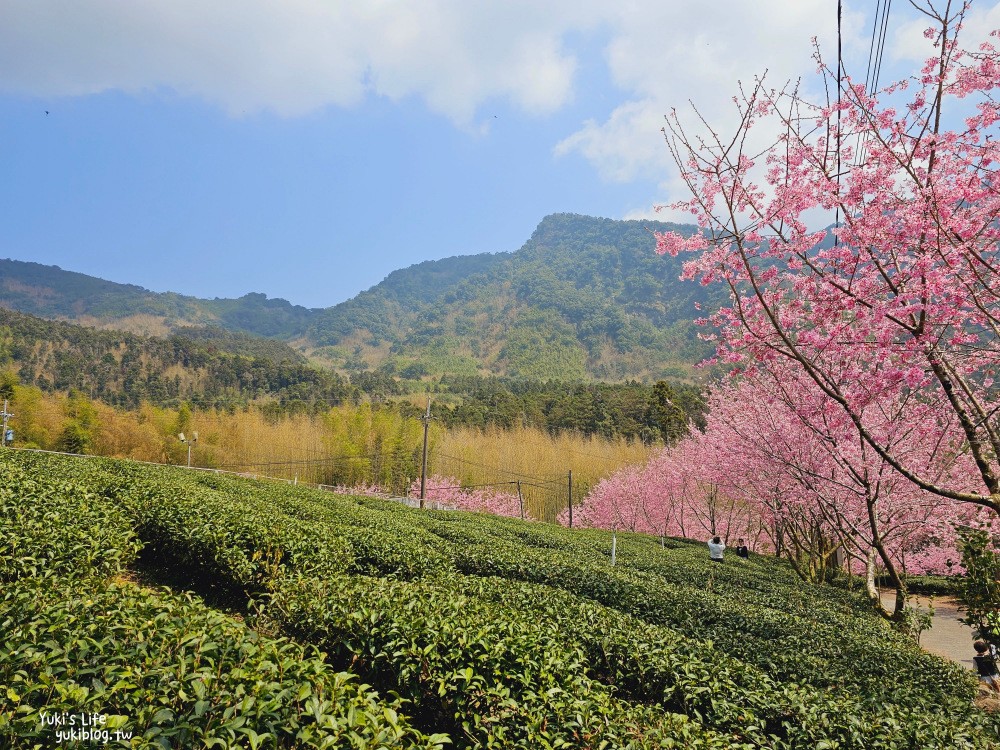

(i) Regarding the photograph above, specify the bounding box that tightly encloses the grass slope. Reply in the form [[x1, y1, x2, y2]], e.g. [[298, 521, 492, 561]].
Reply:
[[1, 450, 996, 749]]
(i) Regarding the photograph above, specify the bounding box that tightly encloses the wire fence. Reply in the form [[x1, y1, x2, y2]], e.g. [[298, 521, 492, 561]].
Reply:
[[202, 445, 576, 522], [12, 440, 579, 522]]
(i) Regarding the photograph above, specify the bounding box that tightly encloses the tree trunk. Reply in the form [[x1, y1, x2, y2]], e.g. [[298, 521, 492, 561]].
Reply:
[[865, 549, 906, 621]]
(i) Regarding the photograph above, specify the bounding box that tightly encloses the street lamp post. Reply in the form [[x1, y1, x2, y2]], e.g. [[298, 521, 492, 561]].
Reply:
[[178, 431, 198, 467]]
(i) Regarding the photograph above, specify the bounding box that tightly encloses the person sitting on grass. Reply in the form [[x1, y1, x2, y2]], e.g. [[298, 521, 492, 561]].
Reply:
[[735, 539, 750, 559], [973, 640, 1000, 693], [708, 536, 725, 563]]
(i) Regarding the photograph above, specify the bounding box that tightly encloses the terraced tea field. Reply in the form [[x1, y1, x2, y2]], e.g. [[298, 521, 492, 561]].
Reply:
[[1, 450, 996, 748]]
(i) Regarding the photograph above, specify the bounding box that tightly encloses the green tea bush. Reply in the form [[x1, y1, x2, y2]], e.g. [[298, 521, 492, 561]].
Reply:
[[416, 516, 974, 707], [461, 576, 995, 749], [253, 486, 451, 579], [2, 450, 997, 749], [0, 578, 446, 749], [268, 573, 729, 749], [102, 471, 356, 599], [0, 461, 139, 583]]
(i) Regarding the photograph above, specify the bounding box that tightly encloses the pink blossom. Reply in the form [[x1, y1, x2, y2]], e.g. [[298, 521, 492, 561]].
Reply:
[[657, 1, 1000, 517], [409, 475, 523, 518]]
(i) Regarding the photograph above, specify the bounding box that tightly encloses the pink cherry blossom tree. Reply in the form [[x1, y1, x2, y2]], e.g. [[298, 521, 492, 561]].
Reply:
[[657, 1, 1000, 516], [704, 368, 980, 618], [567, 363, 977, 619], [566, 431, 764, 548], [410, 475, 523, 518]]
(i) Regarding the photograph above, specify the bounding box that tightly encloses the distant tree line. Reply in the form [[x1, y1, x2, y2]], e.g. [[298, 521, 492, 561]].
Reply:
[[424, 375, 704, 444], [0, 307, 706, 445]]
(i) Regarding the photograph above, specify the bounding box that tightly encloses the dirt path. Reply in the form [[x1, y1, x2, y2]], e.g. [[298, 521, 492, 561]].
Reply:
[[882, 593, 975, 669]]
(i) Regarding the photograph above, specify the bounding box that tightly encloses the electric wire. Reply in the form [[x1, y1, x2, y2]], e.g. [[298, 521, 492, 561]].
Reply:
[[855, 0, 893, 169]]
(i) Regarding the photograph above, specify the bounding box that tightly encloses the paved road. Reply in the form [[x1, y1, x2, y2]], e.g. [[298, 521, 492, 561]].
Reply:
[[883, 593, 975, 669]]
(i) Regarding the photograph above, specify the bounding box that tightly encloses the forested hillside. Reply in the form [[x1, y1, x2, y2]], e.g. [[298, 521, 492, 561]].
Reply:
[[436, 375, 704, 442], [306, 213, 721, 379], [0, 308, 353, 411], [0, 259, 316, 338], [0, 307, 700, 448], [1, 214, 720, 380]]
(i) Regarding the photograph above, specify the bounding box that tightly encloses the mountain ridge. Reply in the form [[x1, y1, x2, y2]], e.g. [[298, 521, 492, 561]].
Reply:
[[0, 213, 718, 380]]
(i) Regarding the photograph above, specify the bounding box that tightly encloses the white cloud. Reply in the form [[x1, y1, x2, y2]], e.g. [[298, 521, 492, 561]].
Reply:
[[0, 0, 871, 126], [892, 1, 1000, 64], [554, 99, 667, 182], [558, 0, 1000, 218], [0, 0, 588, 121], [555, 1, 870, 186], [2, 0, 994, 207]]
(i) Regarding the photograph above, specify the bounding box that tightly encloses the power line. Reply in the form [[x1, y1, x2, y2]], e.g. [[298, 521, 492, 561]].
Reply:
[[218, 455, 370, 470], [435, 451, 560, 483], [855, 0, 893, 169], [217, 447, 416, 471], [424, 480, 520, 492]]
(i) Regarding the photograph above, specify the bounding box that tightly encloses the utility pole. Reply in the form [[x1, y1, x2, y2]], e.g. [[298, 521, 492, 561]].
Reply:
[[1, 400, 13, 446], [517, 480, 524, 520], [419, 398, 431, 509], [567, 470, 573, 528]]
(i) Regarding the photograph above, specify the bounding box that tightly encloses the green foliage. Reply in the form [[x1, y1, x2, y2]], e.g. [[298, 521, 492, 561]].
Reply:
[[108, 470, 357, 601], [271, 574, 727, 748], [172, 325, 307, 362], [0, 369, 18, 401], [57, 390, 98, 453], [892, 602, 936, 644], [0, 462, 140, 583], [650, 380, 688, 444], [198, 293, 317, 339], [499, 310, 588, 380], [0, 580, 446, 749], [0, 453, 445, 749], [0, 308, 355, 411], [437, 375, 706, 442], [957, 526, 1000, 648], [869, 574, 959, 597], [54, 421, 91, 454]]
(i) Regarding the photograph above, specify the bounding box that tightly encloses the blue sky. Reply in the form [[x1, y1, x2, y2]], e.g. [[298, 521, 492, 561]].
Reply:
[[1, 1, 997, 309]]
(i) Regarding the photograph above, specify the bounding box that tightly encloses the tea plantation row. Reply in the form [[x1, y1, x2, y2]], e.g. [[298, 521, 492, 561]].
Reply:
[[0, 458, 445, 749], [1, 450, 997, 748]]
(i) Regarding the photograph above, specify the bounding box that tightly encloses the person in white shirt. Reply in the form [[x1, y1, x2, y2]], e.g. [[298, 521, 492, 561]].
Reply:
[[708, 536, 725, 562]]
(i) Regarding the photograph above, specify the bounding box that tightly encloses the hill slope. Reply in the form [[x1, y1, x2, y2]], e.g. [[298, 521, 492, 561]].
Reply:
[[0, 258, 317, 338], [305, 213, 720, 379], [1, 214, 719, 380], [2, 449, 995, 748], [0, 307, 353, 410]]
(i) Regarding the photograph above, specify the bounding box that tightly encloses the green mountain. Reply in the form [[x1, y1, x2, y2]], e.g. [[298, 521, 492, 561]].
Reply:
[[0, 259, 317, 338], [0, 214, 718, 380], [305, 214, 718, 380]]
